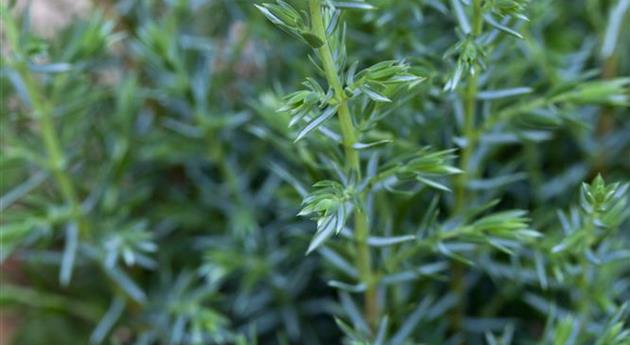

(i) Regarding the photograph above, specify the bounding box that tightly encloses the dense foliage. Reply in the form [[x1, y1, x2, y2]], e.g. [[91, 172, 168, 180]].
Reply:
[[1, 0, 629, 344]]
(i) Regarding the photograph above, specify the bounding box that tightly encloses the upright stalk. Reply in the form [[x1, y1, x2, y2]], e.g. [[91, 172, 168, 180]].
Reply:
[[451, 0, 484, 335], [308, 0, 360, 174], [4, 13, 86, 235], [454, 0, 483, 211], [2, 12, 151, 316], [454, 75, 479, 211], [308, 0, 378, 328], [26, 71, 82, 217]]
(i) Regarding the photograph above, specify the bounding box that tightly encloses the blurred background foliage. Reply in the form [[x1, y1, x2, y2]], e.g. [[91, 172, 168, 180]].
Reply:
[[0, 0, 629, 344]]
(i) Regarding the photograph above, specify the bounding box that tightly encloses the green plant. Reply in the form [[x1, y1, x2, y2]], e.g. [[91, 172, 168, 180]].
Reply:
[[255, 0, 630, 343], [1, 0, 629, 344]]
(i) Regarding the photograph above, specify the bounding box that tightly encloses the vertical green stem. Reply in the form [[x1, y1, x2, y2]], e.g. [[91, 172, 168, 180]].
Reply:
[[4, 12, 86, 235], [3, 10, 142, 311], [454, 0, 484, 211], [454, 74, 479, 212], [471, 0, 484, 37], [451, 0, 484, 336], [308, 0, 360, 175], [35, 83, 80, 207], [309, 0, 378, 328]]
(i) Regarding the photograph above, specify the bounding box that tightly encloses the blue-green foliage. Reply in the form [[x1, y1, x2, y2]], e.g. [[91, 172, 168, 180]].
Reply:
[[1, 0, 629, 344]]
